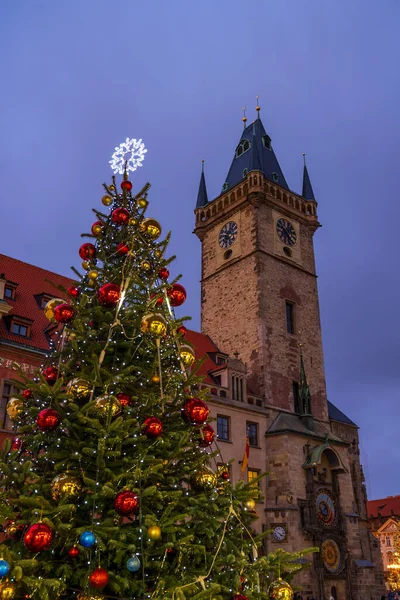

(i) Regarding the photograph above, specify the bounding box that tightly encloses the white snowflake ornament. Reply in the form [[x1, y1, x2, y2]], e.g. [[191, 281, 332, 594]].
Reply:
[[109, 138, 147, 174]]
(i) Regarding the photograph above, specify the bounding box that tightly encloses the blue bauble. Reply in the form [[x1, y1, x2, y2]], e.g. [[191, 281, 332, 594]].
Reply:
[[126, 556, 141, 572], [79, 531, 96, 548], [0, 560, 10, 577]]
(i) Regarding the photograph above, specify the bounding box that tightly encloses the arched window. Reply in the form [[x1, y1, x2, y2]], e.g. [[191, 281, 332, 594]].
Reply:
[[235, 139, 251, 158]]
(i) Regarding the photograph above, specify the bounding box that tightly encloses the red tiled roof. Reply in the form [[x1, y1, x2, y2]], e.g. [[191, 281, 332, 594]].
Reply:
[[367, 496, 400, 519], [0, 254, 74, 352], [185, 329, 221, 384]]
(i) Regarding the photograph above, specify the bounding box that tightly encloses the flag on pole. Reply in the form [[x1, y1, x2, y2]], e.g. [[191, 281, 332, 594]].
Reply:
[[241, 433, 250, 476]]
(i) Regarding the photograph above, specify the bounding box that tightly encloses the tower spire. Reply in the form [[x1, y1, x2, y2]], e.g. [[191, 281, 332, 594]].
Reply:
[[248, 123, 262, 173], [196, 160, 209, 208], [256, 95, 261, 119], [302, 154, 316, 200], [242, 106, 247, 129]]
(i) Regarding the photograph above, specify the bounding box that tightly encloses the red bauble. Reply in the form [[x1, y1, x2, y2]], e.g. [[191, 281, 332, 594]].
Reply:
[[68, 545, 79, 557], [117, 392, 131, 407], [221, 470, 230, 481], [79, 243, 96, 260], [67, 286, 80, 298], [54, 303, 75, 324], [167, 283, 187, 307], [112, 207, 130, 225], [177, 325, 188, 336], [23, 389, 32, 399], [24, 523, 53, 552], [114, 490, 139, 516], [97, 283, 120, 307], [121, 180, 132, 191], [199, 424, 215, 447], [11, 436, 24, 451], [42, 366, 58, 384], [36, 408, 60, 432], [150, 293, 164, 307], [158, 268, 169, 280], [234, 595, 248, 600], [182, 398, 209, 425], [143, 416, 163, 438], [116, 242, 129, 256], [91, 221, 103, 236], [89, 567, 109, 589]]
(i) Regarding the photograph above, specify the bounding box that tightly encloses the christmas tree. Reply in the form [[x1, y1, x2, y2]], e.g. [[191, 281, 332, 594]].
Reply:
[[0, 141, 316, 600]]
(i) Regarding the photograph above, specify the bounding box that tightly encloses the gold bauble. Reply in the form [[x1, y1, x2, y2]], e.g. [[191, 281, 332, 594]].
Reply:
[[141, 313, 167, 337], [140, 260, 151, 271], [66, 378, 92, 400], [94, 395, 121, 418], [0, 582, 16, 599], [268, 579, 293, 600], [191, 468, 217, 491], [102, 195, 113, 206], [147, 525, 161, 540], [137, 198, 148, 209], [154, 250, 162, 258], [152, 375, 160, 384], [81, 261, 89, 270], [109, 185, 115, 191], [88, 270, 99, 280], [139, 218, 162, 240], [51, 473, 82, 501], [6, 397, 23, 420], [244, 498, 256, 511], [77, 595, 104, 600], [92, 224, 102, 236], [44, 297, 64, 320], [88, 279, 96, 287], [180, 344, 195, 367]]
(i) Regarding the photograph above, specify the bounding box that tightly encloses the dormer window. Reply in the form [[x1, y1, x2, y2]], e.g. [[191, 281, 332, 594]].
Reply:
[[222, 182, 229, 192], [262, 135, 271, 150], [235, 139, 251, 158], [7, 316, 33, 338], [272, 172, 279, 182], [35, 293, 55, 309], [242, 168, 248, 178], [4, 286, 15, 300]]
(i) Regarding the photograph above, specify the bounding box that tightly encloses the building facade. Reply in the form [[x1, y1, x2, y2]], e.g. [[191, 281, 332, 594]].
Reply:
[[368, 496, 400, 587], [193, 112, 384, 600]]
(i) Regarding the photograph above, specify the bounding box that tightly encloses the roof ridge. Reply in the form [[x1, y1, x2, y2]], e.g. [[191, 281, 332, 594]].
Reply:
[[0, 254, 73, 281]]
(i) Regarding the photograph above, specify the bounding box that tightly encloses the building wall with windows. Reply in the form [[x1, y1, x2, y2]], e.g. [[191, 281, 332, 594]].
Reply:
[[0, 254, 73, 447], [367, 497, 400, 587]]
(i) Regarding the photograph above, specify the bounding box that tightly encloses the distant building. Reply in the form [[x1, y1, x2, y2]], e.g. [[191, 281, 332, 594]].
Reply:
[[368, 496, 400, 585], [0, 254, 73, 447]]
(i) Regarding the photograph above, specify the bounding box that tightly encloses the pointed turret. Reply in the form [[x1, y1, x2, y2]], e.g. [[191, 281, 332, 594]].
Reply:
[[196, 161, 209, 208], [298, 346, 314, 429], [222, 114, 289, 192], [302, 156, 316, 200]]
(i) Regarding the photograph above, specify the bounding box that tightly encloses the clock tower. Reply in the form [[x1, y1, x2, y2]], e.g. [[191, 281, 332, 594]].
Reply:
[[194, 111, 328, 421]]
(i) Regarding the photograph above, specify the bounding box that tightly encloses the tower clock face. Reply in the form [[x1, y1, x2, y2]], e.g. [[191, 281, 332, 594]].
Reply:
[[272, 526, 287, 542], [276, 218, 297, 247], [219, 221, 238, 249]]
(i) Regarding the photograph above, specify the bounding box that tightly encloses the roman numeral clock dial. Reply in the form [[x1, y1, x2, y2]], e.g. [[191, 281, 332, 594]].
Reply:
[[219, 221, 238, 249], [276, 218, 297, 247]]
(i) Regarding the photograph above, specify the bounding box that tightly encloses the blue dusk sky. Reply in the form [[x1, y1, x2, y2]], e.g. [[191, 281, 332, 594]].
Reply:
[[1, 1, 399, 499]]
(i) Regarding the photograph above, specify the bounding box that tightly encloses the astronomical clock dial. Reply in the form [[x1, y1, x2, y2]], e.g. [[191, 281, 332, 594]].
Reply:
[[219, 221, 238, 249], [276, 218, 297, 247], [272, 525, 287, 542], [315, 489, 337, 528], [321, 538, 342, 573]]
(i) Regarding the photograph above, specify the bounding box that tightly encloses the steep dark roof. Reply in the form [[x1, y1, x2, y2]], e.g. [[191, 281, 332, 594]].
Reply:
[[328, 400, 357, 427], [302, 164, 316, 200], [266, 412, 344, 443], [196, 166, 209, 208], [223, 117, 289, 192]]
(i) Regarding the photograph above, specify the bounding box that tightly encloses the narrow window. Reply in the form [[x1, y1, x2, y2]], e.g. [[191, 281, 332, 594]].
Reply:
[[247, 422, 258, 447], [272, 172, 279, 182], [386, 536, 391, 547], [285, 301, 295, 334], [1, 382, 19, 431], [293, 382, 301, 414], [11, 322, 28, 337], [217, 415, 230, 441]]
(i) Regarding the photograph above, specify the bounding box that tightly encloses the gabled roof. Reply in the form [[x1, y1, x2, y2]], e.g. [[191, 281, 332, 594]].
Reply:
[[223, 117, 289, 192], [328, 400, 357, 427], [368, 496, 400, 519], [0, 254, 74, 352], [375, 517, 399, 534]]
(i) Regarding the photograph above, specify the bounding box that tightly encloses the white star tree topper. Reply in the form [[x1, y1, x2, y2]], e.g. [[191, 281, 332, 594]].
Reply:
[[109, 138, 148, 174]]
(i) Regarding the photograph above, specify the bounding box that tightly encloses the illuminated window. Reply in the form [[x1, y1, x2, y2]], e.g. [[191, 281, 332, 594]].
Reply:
[[0, 382, 19, 431], [248, 469, 260, 490], [217, 415, 230, 441]]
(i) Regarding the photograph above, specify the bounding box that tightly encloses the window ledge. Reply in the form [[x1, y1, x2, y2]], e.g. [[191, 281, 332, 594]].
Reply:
[[217, 439, 232, 444]]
